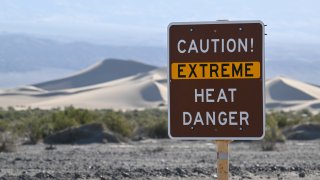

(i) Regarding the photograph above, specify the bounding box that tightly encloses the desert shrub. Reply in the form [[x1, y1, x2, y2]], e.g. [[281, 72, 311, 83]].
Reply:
[[124, 109, 167, 125], [0, 108, 170, 141], [50, 112, 78, 132], [100, 111, 133, 137], [288, 110, 312, 125], [0, 120, 9, 132], [262, 114, 286, 151], [1, 107, 320, 145], [19, 109, 78, 144], [310, 112, 320, 124], [22, 117, 48, 144], [62, 106, 96, 124], [123, 109, 168, 138], [267, 110, 314, 129], [145, 118, 168, 138], [270, 111, 291, 128]]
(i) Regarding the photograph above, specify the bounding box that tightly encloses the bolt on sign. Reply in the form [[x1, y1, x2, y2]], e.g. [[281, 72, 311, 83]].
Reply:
[[168, 21, 265, 140]]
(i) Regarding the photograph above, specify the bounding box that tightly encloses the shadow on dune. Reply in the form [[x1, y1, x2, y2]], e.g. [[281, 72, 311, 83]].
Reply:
[[34, 59, 157, 91]]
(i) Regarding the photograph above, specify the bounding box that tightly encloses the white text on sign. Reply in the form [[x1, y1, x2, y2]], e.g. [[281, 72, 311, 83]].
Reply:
[[177, 38, 254, 54], [182, 88, 250, 128]]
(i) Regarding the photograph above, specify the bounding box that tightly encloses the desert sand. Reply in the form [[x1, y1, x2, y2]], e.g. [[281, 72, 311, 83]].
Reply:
[[266, 76, 320, 113], [1, 59, 320, 113], [0, 59, 167, 110]]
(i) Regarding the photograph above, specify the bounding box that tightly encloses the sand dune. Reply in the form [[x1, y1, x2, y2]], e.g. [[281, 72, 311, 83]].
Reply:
[[33, 59, 157, 91], [1, 59, 320, 112], [266, 76, 320, 113], [266, 76, 320, 101], [29, 71, 166, 110], [0, 60, 166, 110]]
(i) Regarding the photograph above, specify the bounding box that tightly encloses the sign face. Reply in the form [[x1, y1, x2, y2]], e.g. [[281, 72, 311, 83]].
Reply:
[[168, 21, 265, 140]]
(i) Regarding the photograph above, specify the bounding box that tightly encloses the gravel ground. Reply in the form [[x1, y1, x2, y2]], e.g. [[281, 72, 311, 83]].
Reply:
[[0, 140, 320, 179]]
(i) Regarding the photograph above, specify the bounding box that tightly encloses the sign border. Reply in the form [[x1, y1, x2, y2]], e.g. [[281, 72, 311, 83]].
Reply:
[[167, 20, 265, 140]]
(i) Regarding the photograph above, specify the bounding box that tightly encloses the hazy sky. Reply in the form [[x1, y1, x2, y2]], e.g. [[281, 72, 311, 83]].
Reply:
[[0, 0, 319, 47], [0, 0, 320, 87]]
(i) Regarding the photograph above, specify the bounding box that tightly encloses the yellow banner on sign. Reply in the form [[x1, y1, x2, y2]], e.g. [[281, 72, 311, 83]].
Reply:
[[171, 62, 260, 79]]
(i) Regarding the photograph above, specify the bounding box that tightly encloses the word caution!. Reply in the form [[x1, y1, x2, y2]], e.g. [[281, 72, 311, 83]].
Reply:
[[177, 38, 254, 54]]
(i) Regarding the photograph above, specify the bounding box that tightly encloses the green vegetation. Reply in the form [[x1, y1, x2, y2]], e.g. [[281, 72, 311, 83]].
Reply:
[[99, 110, 134, 137], [261, 110, 320, 150], [262, 113, 285, 151], [0, 107, 319, 148], [0, 107, 167, 144]]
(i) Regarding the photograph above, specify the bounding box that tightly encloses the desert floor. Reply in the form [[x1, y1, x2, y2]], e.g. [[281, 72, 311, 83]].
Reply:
[[0, 140, 319, 180]]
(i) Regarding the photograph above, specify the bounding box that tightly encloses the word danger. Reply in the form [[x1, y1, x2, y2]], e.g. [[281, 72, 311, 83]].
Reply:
[[177, 38, 254, 54], [183, 88, 250, 127]]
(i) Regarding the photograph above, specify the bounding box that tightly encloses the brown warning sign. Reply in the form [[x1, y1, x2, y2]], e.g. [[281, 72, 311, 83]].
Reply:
[[168, 21, 265, 140]]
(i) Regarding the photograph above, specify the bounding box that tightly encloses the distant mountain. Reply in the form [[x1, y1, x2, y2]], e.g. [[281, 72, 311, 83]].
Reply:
[[0, 33, 166, 72], [1, 33, 320, 87]]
